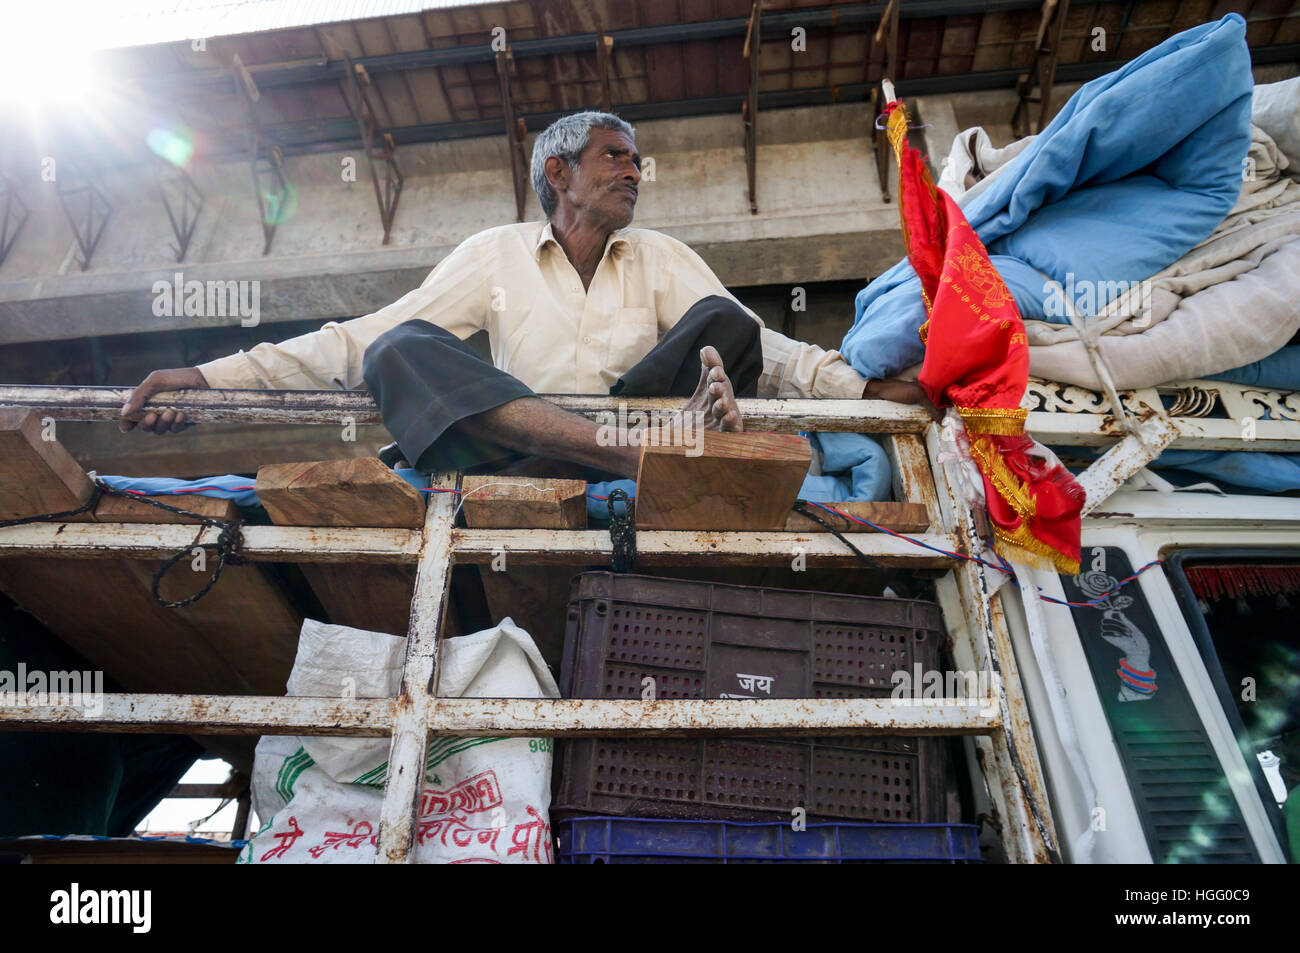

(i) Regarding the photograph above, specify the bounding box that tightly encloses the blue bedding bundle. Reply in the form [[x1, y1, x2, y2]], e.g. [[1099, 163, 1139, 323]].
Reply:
[[818, 14, 1299, 498]]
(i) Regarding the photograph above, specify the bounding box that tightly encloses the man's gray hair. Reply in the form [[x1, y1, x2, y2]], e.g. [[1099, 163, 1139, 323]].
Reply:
[[530, 111, 635, 218]]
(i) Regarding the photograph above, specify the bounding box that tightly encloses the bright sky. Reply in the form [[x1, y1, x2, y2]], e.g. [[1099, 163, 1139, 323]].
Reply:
[[134, 757, 257, 840]]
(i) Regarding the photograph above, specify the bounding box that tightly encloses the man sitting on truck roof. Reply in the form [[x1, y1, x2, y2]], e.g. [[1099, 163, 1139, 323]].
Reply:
[[119, 111, 933, 477]]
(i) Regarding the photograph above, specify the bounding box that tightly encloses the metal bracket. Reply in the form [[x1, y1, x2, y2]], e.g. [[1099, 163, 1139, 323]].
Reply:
[[56, 168, 112, 272], [596, 34, 615, 112], [233, 53, 291, 255], [341, 53, 405, 245], [870, 0, 901, 203], [495, 49, 529, 223], [154, 159, 204, 263], [742, 1, 762, 215], [0, 175, 29, 268], [1012, 0, 1070, 137]]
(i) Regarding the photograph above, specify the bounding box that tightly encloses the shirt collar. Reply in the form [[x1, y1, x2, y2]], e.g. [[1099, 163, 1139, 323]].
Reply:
[[534, 220, 635, 263]]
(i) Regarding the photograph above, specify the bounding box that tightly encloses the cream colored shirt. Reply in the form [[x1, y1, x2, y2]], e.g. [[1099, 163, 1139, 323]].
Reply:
[[197, 221, 868, 400]]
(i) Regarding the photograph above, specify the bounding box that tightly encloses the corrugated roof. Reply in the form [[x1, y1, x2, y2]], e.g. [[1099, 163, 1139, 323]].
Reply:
[[73, 0, 501, 51]]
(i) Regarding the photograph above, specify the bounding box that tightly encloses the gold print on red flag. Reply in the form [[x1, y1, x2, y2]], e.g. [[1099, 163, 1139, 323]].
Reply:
[[881, 99, 1084, 574]]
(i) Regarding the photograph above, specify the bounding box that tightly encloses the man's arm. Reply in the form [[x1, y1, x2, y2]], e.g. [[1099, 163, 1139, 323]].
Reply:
[[120, 234, 490, 433], [652, 234, 939, 415]]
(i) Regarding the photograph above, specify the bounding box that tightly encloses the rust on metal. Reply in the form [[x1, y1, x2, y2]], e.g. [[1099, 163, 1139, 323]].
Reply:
[[0, 522, 422, 563], [376, 472, 457, 865], [0, 693, 394, 735]]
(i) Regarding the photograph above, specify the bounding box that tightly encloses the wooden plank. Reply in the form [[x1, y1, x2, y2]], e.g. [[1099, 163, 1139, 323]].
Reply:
[[256, 458, 424, 634], [299, 563, 415, 637], [460, 475, 587, 529], [0, 557, 301, 697], [635, 431, 812, 531], [0, 408, 96, 522], [255, 457, 424, 528], [94, 493, 240, 524], [784, 500, 930, 534]]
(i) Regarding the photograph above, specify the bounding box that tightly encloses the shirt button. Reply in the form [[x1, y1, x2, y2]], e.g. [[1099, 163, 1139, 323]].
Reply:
[[583, 336, 592, 344]]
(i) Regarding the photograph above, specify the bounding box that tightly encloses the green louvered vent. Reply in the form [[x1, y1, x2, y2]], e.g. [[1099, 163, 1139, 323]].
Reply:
[[1117, 728, 1256, 863]]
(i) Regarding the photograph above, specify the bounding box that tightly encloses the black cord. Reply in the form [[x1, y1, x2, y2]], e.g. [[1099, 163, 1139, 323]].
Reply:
[[607, 489, 635, 573], [0, 486, 104, 526], [791, 500, 919, 597], [0, 478, 244, 609]]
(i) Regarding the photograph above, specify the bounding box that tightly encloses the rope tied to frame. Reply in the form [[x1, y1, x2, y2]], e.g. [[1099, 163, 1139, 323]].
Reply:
[[0, 478, 246, 609], [606, 488, 636, 573]]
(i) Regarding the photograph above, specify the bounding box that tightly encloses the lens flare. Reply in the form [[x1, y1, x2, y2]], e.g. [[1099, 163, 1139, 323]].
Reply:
[[146, 127, 195, 168]]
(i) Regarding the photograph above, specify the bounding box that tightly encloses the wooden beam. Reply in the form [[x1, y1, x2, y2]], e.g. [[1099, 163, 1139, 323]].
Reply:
[[460, 475, 586, 529], [0, 408, 96, 522], [255, 457, 424, 635], [255, 457, 425, 528], [635, 431, 812, 531], [94, 493, 239, 524]]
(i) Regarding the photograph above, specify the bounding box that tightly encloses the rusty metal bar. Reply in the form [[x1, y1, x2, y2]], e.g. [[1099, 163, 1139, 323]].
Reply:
[[1012, 0, 1070, 137], [233, 53, 290, 255], [495, 49, 529, 223], [426, 697, 998, 735], [870, 0, 901, 202], [376, 472, 456, 864], [595, 34, 615, 112], [0, 694, 394, 735], [0, 175, 30, 267], [56, 168, 112, 272], [0, 523, 422, 562], [743, 0, 762, 214], [1076, 414, 1178, 514], [452, 529, 958, 568], [341, 53, 404, 244], [8, 383, 1293, 447], [926, 422, 1059, 864], [0, 695, 999, 736], [886, 433, 941, 527], [0, 522, 959, 568], [153, 158, 204, 262], [0, 386, 934, 433]]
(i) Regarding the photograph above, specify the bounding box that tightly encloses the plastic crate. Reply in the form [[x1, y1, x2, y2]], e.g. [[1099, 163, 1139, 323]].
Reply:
[[555, 572, 955, 822], [557, 816, 982, 864]]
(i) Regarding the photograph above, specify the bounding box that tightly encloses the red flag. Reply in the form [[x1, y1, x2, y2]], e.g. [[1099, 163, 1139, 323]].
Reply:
[[884, 99, 1084, 574]]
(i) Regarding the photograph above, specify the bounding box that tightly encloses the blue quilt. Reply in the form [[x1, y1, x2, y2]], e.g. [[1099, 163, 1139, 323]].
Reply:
[[817, 14, 1255, 501], [841, 13, 1252, 380]]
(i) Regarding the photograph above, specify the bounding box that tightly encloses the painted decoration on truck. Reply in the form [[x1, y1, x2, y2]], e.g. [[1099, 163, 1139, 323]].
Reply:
[[1060, 548, 1258, 863]]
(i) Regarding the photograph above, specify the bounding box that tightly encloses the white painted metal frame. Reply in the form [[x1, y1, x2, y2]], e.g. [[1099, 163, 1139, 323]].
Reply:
[[3, 377, 1296, 863]]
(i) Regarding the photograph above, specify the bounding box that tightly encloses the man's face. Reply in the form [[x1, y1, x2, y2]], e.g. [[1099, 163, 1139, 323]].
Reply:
[[557, 127, 641, 230]]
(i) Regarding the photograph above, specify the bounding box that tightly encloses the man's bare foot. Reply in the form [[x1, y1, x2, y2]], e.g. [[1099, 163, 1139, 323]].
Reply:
[[681, 345, 743, 433]]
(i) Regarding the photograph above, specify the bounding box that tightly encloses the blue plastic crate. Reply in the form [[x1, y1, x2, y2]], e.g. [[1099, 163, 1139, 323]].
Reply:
[[557, 817, 982, 864]]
